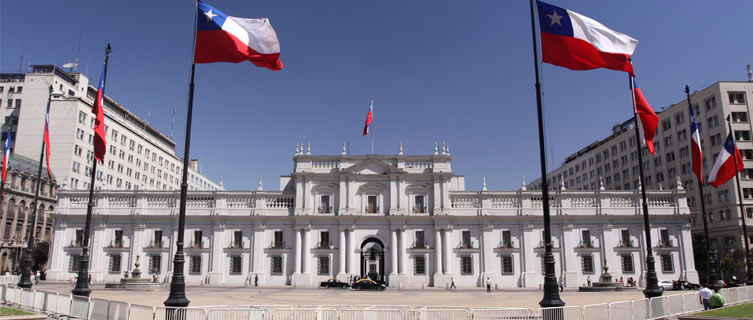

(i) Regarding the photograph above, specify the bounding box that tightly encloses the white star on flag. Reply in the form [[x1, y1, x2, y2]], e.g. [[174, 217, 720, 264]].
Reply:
[[204, 8, 217, 22], [547, 10, 563, 26]]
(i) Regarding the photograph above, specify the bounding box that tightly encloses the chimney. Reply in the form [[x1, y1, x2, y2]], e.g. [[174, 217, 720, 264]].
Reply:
[[189, 159, 198, 171], [747, 64, 752, 82]]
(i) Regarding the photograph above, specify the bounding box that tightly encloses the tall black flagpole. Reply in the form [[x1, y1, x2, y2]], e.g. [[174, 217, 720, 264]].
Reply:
[[164, 0, 198, 309], [628, 72, 662, 298], [725, 115, 753, 285], [17, 85, 53, 288], [529, 0, 564, 308], [685, 86, 719, 289]]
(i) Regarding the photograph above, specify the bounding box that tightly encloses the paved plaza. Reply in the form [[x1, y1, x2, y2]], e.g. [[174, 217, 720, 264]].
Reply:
[[33, 282, 688, 309]]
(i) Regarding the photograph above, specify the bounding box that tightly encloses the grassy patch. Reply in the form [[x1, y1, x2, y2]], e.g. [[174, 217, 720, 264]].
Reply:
[[694, 302, 753, 319], [0, 306, 33, 316]]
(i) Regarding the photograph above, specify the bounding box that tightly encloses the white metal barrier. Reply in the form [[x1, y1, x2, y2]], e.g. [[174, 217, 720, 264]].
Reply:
[[44, 291, 58, 313], [630, 298, 650, 320], [648, 295, 667, 319], [472, 307, 537, 319], [608, 301, 632, 320], [128, 304, 156, 320], [153, 307, 208, 320], [666, 294, 683, 316], [108, 300, 130, 320], [583, 303, 609, 320], [408, 308, 471, 320], [20, 288, 33, 308], [90, 297, 111, 319], [340, 308, 404, 320], [271, 307, 338, 320], [206, 307, 266, 320], [541, 306, 583, 320], [32, 290, 44, 311], [56, 294, 72, 317], [71, 295, 90, 319], [681, 292, 700, 314]]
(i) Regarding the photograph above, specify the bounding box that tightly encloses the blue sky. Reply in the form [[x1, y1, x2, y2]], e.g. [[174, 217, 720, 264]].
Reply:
[[2, 1, 752, 191]]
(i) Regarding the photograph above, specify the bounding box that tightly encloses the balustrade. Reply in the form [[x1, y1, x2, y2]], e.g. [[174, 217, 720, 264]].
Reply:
[[312, 161, 340, 169], [405, 161, 433, 169]]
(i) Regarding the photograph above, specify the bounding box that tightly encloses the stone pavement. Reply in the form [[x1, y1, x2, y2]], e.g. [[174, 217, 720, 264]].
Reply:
[[33, 282, 688, 310]]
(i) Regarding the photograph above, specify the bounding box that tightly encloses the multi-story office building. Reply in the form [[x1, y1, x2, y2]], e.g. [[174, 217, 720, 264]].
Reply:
[[0, 154, 59, 273], [48, 146, 696, 288], [0, 65, 221, 192], [529, 80, 753, 277]]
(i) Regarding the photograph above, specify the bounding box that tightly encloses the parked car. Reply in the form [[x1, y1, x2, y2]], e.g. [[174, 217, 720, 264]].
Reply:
[[680, 281, 700, 290], [351, 279, 386, 291], [658, 280, 673, 290], [319, 279, 349, 289]]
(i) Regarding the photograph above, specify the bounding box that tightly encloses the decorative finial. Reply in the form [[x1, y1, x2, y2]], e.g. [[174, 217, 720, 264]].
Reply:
[[482, 176, 487, 191], [599, 176, 605, 191], [257, 176, 263, 191], [521, 176, 527, 191], [676, 176, 683, 190], [341, 141, 347, 156], [219, 177, 224, 188], [398, 142, 404, 156], [441, 142, 447, 155], [295, 143, 300, 156], [434, 142, 439, 155], [560, 180, 565, 191], [306, 142, 311, 155], [446, 142, 450, 155]]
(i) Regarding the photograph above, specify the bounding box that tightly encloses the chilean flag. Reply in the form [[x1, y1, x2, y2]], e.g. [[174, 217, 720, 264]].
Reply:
[[92, 68, 107, 163], [689, 103, 704, 184], [362, 101, 373, 136], [194, 1, 283, 71], [2, 129, 10, 186], [632, 78, 658, 154], [708, 133, 744, 188], [43, 101, 53, 181], [537, 1, 638, 76]]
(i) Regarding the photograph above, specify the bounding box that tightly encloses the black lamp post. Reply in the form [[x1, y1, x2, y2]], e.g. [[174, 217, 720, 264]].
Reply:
[[725, 115, 753, 285]]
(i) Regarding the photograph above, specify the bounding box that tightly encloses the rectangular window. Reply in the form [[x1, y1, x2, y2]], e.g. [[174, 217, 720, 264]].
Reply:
[[501, 256, 514, 274], [414, 256, 426, 275], [460, 256, 473, 275], [14, 99, 20, 108], [114, 229, 123, 247], [367, 196, 378, 213], [319, 195, 330, 213], [109, 255, 122, 273], [620, 229, 631, 247], [622, 254, 635, 273], [582, 255, 594, 274], [75, 229, 84, 247], [149, 255, 161, 274], [319, 231, 330, 248], [271, 256, 283, 275], [461, 230, 472, 248], [193, 230, 202, 248], [317, 256, 330, 275], [233, 230, 243, 248], [705, 97, 716, 110], [661, 254, 673, 273], [502, 230, 512, 248], [729, 92, 746, 104], [414, 195, 425, 213], [190, 256, 202, 274], [230, 256, 242, 274], [581, 230, 591, 248], [415, 230, 425, 248], [78, 111, 87, 124]]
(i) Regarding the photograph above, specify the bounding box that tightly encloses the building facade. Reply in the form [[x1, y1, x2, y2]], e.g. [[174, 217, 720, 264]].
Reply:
[[48, 147, 697, 288], [0, 65, 221, 192], [0, 154, 59, 273], [529, 81, 753, 271]]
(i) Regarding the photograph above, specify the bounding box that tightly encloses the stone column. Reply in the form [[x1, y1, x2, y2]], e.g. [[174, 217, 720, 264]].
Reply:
[[294, 229, 301, 274], [89, 224, 106, 281], [208, 225, 224, 284], [399, 229, 407, 274], [443, 229, 453, 274], [252, 227, 264, 274], [338, 229, 346, 276], [434, 229, 443, 275], [302, 229, 310, 274], [349, 229, 356, 274], [482, 226, 494, 276], [390, 229, 398, 275]]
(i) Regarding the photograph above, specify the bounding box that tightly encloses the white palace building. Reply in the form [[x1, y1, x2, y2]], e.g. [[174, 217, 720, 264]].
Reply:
[[47, 145, 698, 288]]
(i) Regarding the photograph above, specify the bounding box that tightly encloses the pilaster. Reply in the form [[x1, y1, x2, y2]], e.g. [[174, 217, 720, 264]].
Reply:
[[208, 223, 225, 284]]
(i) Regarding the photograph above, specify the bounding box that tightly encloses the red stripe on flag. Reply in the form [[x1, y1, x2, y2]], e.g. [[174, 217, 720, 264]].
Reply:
[[194, 30, 283, 70], [540, 32, 634, 76]]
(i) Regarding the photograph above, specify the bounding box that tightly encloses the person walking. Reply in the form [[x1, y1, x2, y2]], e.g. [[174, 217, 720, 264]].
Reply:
[[486, 277, 491, 293], [699, 283, 713, 310], [35, 271, 40, 284], [559, 280, 564, 292], [710, 288, 725, 309], [587, 276, 591, 286], [254, 274, 259, 287], [450, 278, 456, 289]]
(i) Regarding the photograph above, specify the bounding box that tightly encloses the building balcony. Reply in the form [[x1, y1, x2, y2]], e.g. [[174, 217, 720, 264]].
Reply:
[[228, 242, 245, 249], [654, 239, 677, 251], [616, 240, 635, 248], [318, 206, 332, 214], [458, 240, 475, 249], [270, 241, 285, 249], [189, 240, 205, 249], [534, 241, 560, 252], [315, 241, 333, 249], [577, 240, 597, 249], [67, 241, 84, 248], [411, 241, 429, 249], [365, 206, 379, 214], [144, 240, 168, 251], [498, 241, 515, 249], [413, 206, 426, 214], [107, 241, 124, 248]]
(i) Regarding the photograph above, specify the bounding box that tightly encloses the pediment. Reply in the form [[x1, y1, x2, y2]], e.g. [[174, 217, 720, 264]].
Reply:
[[312, 182, 339, 190], [358, 181, 385, 191], [406, 181, 432, 190], [340, 159, 407, 175]]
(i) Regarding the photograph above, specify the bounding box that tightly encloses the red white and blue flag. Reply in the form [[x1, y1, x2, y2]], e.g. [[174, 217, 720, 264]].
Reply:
[[194, 1, 283, 70], [2, 129, 10, 186], [362, 101, 373, 136], [92, 68, 107, 163], [689, 104, 704, 184], [708, 133, 744, 188], [43, 101, 53, 181], [631, 78, 658, 154], [536, 1, 638, 75]]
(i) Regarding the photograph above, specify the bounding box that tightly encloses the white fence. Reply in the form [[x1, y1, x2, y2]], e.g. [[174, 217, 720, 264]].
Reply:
[[1, 284, 752, 319]]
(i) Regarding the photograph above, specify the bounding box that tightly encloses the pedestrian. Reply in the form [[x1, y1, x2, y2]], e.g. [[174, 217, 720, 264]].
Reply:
[[348, 275, 352, 284], [486, 277, 491, 293], [587, 276, 591, 286], [619, 276, 623, 284], [559, 281, 564, 292], [153, 273, 158, 283], [254, 274, 259, 287], [35, 271, 40, 285], [699, 283, 712, 310], [88, 273, 92, 285], [450, 277, 456, 289], [710, 288, 725, 309]]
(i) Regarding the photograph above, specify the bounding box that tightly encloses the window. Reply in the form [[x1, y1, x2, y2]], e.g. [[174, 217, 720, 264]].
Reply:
[[661, 119, 672, 131], [233, 231, 243, 248], [620, 229, 631, 247], [725, 236, 735, 248], [109, 255, 122, 273], [460, 256, 473, 275], [14, 100, 20, 108], [501, 230, 512, 248], [582, 255, 594, 274], [319, 231, 330, 248], [704, 97, 716, 110], [69, 255, 81, 272], [153, 230, 162, 248], [735, 130, 751, 141], [75, 229, 84, 247], [461, 230, 472, 248], [675, 112, 685, 125], [317, 256, 330, 275], [664, 136, 673, 146], [621, 254, 634, 273], [271, 256, 283, 275], [319, 195, 330, 213], [707, 115, 719, 129], [113, 229, 123, 247], [367, 195, 378, 213], [190, 256, 202, 274], [710, 134, 722, 146], [5, 100, 11, 108], [193, 230, 203, 248], [230, 256, 242, 274], [660, 229, 670, 246], [719, 190, 729, 202], [415, 256, 426, 275], [729, 92, 746, 104], [581, 230, 591, 248], [414, 195, 425, 213], [660, 254, 673, 273], [273, 231, 284, 248], [149, 255, 161, 274], [732, 112, 748, 122], [501, 256, 514, 274], [78, 111, 87, 124]]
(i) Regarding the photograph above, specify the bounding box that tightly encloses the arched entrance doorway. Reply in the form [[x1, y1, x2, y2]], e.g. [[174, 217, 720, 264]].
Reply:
[[360, 237, 385, 283]]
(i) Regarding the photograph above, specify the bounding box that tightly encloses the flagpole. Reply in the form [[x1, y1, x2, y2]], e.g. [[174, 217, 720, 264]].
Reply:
[[528, 0, 564, 308], [725, 115, 753, 285], [17, 85, 53, 289], [370, 99, 374, 155], [165, 0, 198, 309], [628, 72, 662, 298], [685, 86, 719, 289]]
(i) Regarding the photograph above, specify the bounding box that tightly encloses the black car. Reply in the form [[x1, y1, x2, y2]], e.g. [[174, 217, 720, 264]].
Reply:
[[680, 281, 700, 290], [351, 279, 386, 291], [319, 279, 349, 289]]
